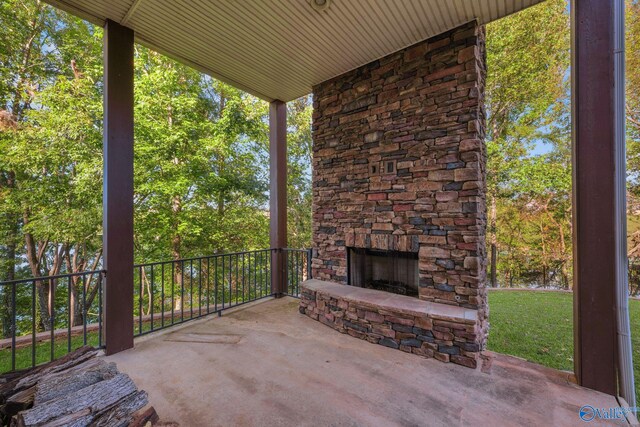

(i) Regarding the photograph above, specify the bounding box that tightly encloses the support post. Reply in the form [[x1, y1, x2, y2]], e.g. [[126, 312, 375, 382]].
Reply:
[[571, 0, 623, 395], [103, 19, 134, 355], [270, 100, 287, 297]]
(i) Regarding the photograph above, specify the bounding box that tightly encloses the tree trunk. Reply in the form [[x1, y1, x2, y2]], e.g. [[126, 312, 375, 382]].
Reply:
[[539, 222, 548, 287], [489, 196, 497, 287], [23, 222, 50, 331], [2, 189, 18, 338]]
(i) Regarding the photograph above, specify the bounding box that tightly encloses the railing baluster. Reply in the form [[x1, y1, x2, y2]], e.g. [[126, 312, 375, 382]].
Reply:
[[260, 251, 264, 298], [31, 281, 36, 367], [222, 255, 225, 310], [11, 282, 16, 371], [206, 257, 210, 314], [190, 259, 194, 319], [298, 251, 301, 296], [293, 251, 296, 296], [50, 278, 55, 362], [67, 276, 72, 353], [287, 251, 291, 295], [150, 264, 155, 332], [242, 253, 246, 303], [258, 251, 261, 298], [82, 274, 87, 345], [161, 263, 165, 329], [269, 250, 273, 297], [170, 262, 175, 325], [215, 256, 219, 311], [235, 254, 240, 305], [181, 260, 185, 323], [98, 272, 103, 348], [253, 253, 257, 300], [139, 265, 143, 335], [287, 250, 291, 295]]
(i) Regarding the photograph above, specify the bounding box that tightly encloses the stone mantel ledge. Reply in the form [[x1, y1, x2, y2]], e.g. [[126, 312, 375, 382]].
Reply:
[[302, 279, 478, 324]]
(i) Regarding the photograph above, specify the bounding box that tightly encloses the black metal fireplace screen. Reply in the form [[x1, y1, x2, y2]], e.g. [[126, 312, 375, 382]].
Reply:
[[347, 248, 419, 297]]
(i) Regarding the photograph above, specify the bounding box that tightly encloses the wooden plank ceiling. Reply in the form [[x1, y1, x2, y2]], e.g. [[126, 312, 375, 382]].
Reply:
[[44, 0, 544, 102]]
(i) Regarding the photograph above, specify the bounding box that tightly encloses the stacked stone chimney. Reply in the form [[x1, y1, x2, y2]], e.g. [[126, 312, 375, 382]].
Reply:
[[311, 21, 488, 342]]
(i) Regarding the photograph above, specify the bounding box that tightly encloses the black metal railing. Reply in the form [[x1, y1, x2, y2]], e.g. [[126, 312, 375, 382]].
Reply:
[[133, 249, 275, 337], [0, 247, 311, 373], [283, 248, 312, 297], [0, 270, 104, 373]]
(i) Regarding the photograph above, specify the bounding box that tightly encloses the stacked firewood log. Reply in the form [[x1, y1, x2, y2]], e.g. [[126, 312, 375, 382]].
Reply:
[[0, 346, 163, 427]]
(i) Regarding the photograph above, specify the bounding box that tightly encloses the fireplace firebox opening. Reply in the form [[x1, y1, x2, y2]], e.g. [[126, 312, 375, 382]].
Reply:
[[347, 248, 419, 297]]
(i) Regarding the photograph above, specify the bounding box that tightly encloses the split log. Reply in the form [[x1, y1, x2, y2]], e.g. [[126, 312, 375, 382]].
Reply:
[[89, 390, 148, 427], [0, 368, 36, 386], [15, 348, 99, 391], [128, 406, 159, 427], [1, 386, 35, 421], [28, 391, 148, 427], [34, 358, 118, 405], [36, 408, 92, 427], [14, 373, 137, 427]]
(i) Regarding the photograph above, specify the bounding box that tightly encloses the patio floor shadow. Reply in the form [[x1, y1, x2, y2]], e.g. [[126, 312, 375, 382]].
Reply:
[[106, 297, 625, 426]]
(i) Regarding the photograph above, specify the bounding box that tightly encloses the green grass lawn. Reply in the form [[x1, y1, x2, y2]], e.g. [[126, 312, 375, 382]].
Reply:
[[488, 290, 640, 398], [0, 332, 101, 373]]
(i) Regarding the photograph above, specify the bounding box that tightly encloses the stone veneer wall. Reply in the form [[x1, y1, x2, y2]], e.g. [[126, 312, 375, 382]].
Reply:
[[311, 21, 488, 340]]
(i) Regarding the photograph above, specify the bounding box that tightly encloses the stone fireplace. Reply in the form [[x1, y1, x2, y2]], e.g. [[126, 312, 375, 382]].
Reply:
[[301, 21, 488, 368], [348, 248, 419, 297]]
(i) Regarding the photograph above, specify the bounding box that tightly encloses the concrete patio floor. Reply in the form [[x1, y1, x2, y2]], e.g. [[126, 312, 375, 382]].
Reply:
[[107, 297, 626, 426]]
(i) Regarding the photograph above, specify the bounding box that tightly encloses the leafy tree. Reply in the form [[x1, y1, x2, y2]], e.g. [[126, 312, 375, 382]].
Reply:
[[287, 96, 313, 249], [0, 1, 104, 331], [485, 0, 570, 286], [133, 50, 271, 309]]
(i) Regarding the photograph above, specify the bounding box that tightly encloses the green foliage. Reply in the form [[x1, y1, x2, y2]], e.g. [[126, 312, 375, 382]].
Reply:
[[133, 49, 271, 261], [486, 0, 569, 143], [287, 96, 313, 249], [0, 0, 313, 336], [485, 0, 572, 288]]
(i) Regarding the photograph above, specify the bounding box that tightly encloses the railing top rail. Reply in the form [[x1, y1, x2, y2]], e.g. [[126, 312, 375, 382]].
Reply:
[[0, 247, 312, 285], [0, 269, 105, 286], [134, 247, 309, 268]]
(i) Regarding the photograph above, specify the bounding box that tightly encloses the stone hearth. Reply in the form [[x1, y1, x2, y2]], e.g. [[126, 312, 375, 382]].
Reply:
[[300, 280, 481, 368], [306, 20, 488, 362]]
